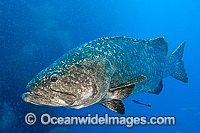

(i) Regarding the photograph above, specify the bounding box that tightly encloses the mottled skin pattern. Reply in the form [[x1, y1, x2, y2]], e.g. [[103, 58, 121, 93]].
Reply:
[[22, 36, 187, 110]]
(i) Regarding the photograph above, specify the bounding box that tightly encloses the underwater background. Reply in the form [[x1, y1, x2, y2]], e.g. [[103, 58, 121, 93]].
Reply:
[[0, 0, 199, 132]]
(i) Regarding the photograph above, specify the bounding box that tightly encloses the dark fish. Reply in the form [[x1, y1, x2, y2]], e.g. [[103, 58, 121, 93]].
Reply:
[[22, 36, 188, 114]]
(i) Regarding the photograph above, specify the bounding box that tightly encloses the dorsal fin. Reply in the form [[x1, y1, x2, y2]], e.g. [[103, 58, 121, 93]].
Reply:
[[149, 37, 168, 56], [102, 36, 168, 56]]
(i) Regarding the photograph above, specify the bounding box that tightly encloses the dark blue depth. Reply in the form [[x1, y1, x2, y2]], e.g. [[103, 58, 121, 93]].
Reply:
[[0, 0, 199, 133]]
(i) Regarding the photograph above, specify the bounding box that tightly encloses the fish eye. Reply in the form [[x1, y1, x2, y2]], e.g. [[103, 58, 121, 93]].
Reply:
[[50, 74, 58, 82], [51, 76, 58, 82]]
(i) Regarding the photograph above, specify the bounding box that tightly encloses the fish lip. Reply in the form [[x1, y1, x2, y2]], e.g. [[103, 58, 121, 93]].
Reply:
[[22, 90, 76, 107], [26, 83, 76, 98], [23, 91, 47, 100], [22, 91, 52, 106], [24, 87, 77, 102], [24, 83, 77, 106], [25, 84, 43, 98], [24, 83, 48, 99], [30, 91, 43, 98]]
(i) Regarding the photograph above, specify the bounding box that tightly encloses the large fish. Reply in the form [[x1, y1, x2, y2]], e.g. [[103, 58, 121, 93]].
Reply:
[[22, 36, 188, 114]]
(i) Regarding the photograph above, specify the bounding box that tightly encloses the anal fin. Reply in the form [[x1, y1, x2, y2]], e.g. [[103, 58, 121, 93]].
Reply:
[[147, 80, 163, 95], [101, 100, 125, 115], [108, 75, 147, 100]]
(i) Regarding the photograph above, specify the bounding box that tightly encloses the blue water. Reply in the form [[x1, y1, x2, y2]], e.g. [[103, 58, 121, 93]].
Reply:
[[0, 0, 199, 132]]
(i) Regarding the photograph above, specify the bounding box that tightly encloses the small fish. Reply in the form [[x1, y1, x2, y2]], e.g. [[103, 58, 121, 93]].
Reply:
[[132, 100, 151, 107], [22, 36, 188, 114]]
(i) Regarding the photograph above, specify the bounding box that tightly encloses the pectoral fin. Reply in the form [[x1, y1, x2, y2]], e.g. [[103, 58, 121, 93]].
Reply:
[[110, 85, 135, 100], [108, 75, 147, 100], [101, 100, 125, 115], [101, 75, 147, 114], [109, 75, 147, 92]]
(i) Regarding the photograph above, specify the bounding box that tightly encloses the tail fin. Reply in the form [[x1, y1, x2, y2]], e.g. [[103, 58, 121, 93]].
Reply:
[[170, 41, 188, 83]]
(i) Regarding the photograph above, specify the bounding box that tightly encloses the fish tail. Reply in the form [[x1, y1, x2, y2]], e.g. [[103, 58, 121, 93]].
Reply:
[[169, 41, 188, 83]]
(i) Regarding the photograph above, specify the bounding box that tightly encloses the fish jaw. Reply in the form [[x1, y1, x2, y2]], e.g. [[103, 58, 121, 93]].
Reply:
[[22, 92, 65, 106], [22, 82, 77, 107]]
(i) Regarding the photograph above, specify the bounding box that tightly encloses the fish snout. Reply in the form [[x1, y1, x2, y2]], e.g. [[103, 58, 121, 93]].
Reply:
[[25, 82, 38, 91], [26, 84, 33, 91]]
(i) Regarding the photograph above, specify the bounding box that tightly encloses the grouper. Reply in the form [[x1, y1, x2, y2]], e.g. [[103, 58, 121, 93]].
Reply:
[[22, 36, 188, 114]]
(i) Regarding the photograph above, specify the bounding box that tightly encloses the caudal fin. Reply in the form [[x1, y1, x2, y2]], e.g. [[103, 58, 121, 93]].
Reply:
[[170, 41, 188, 83]]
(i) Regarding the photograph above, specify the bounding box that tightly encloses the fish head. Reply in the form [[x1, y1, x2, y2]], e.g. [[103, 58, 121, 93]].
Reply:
[[22, 57, 114, 109]]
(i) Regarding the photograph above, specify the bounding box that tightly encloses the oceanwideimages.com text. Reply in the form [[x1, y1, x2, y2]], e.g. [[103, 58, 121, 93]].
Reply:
[[25, 113, 176, 128]]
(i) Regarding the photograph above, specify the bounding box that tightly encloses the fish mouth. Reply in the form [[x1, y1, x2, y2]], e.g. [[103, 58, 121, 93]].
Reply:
[[23, 84, 50, 100], [22, 91, 72, 106], [25, 84, 76, 99], [23, 91, 46, 99], [22, 91, 54, 106], [22, 84, 77, 106]]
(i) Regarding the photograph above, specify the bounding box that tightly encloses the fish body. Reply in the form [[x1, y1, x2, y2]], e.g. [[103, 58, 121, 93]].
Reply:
[[22, 36, 188, 114]]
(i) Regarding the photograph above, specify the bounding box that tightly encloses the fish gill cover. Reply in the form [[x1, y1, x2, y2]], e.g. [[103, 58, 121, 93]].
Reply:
[[0, 0, 200, 133]]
